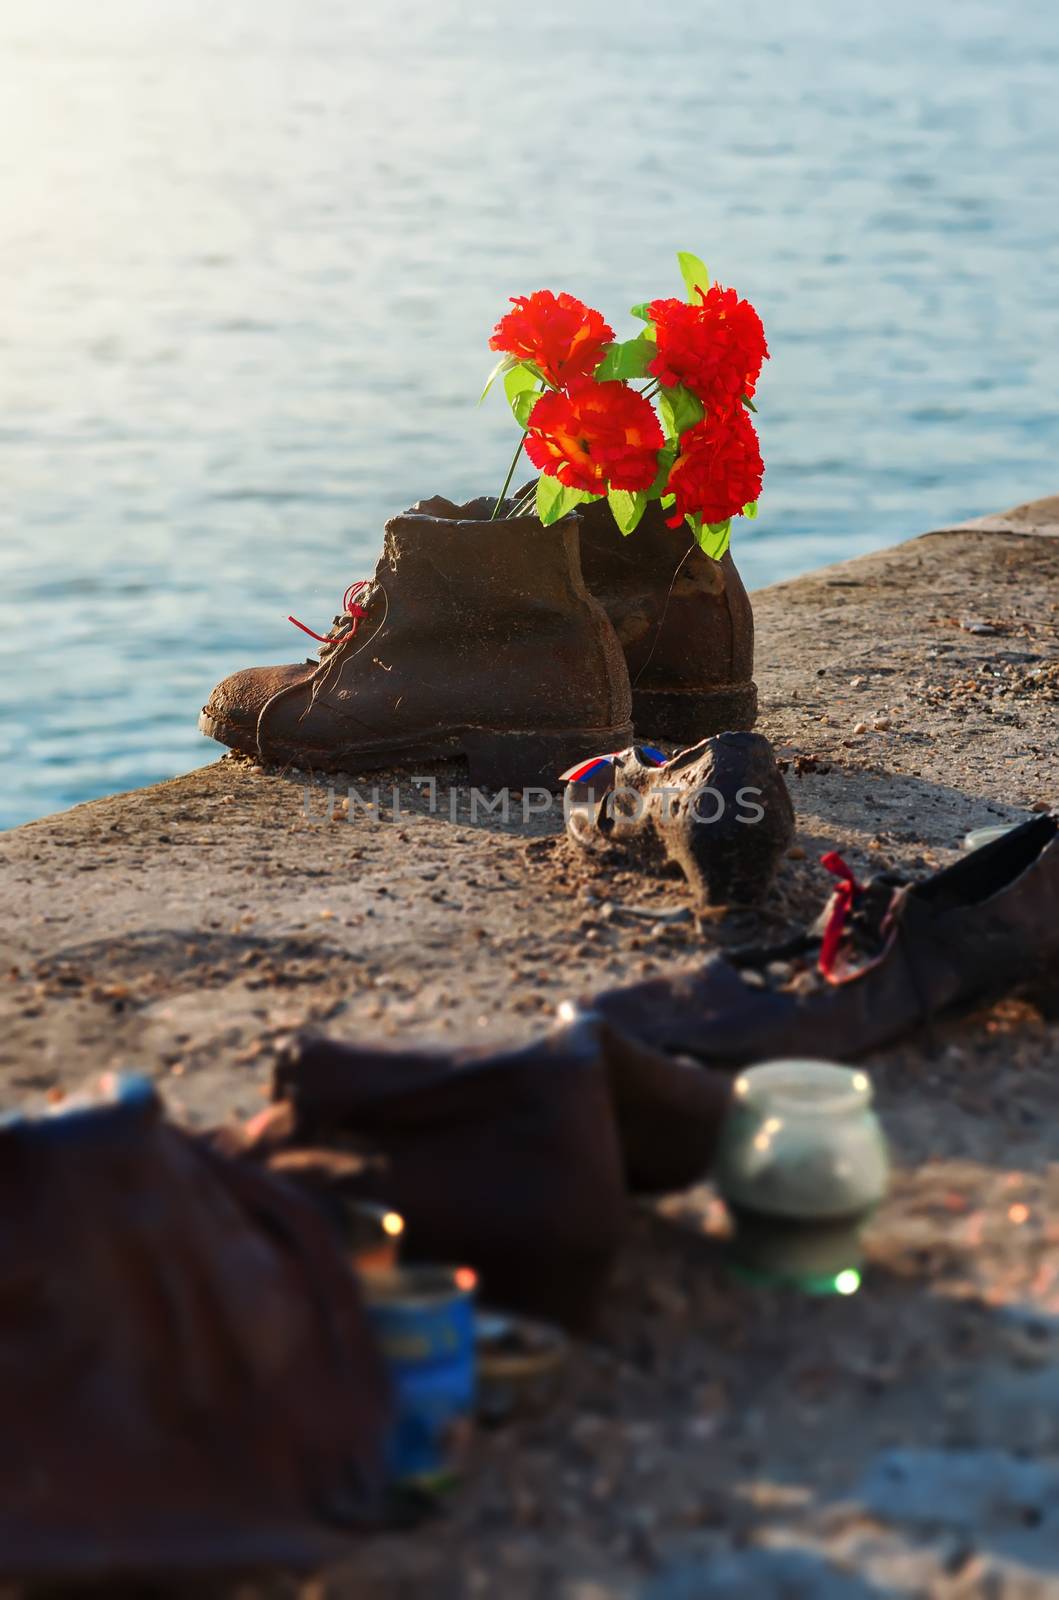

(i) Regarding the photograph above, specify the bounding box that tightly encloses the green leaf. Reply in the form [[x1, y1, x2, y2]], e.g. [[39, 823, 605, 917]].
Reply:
[[677, 251, 710, 303], [479, 352, 517, 405], [504, 364, 542, 427], [658, 385, 704, 439], [645, 442, 677, 501], [535, 476, 599, 525], [743, 500, 758, 520], [660, 492, 676, 509], [742, 394, 758, 414], [536, 474, 564, 525], [504, 363, 540, 401], [694, 518, 732, 560], [607, 488, 648, 536], [594, 335, 655, 382], [630, 302, 653, 322], [511, 388, 540, 428]]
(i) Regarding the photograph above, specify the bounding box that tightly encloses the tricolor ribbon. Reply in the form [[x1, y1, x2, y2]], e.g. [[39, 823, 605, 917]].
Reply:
[[559, 746, 668, 786]]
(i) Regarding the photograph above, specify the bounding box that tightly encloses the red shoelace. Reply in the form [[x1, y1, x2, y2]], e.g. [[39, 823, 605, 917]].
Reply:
[[288, 581, 369, 645], [817, 850, 864, 981]]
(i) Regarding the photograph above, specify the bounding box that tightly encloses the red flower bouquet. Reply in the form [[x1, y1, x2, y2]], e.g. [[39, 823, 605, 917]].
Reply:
[[667, 407, 765, 529], [490, 291, 613, 390], [484, 253, 767, 560], [524, 382, 664, 495], [647, 284, 768, 416]]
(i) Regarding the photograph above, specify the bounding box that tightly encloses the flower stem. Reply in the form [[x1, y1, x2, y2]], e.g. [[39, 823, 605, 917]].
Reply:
[[509, 476, 539, 517], [491, 432, 528, 521], [640, 379, 661, 401]]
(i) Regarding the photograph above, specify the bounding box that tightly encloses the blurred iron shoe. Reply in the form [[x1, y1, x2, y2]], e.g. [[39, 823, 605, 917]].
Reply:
[[234, 1015, 734, 1328], [0, 1073, 389, 1584]]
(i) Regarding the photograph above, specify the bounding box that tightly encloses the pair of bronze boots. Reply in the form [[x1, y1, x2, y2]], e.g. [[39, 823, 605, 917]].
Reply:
[[199, 493, 757, 788]]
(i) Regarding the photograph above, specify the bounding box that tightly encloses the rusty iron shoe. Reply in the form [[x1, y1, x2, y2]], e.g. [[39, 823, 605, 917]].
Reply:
[[565, 732, 794, 906], [199, 495, 633, 790], [578, 495, 758, 745], [582, 814, 1059, 1066]]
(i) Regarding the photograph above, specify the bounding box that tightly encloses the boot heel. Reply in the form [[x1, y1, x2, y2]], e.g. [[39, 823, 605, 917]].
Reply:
[[461, 725, 634, 792], [632, 683, 758, 747]]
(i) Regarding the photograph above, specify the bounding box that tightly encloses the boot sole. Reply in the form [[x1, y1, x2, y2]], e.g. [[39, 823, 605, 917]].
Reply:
[[199, 710, 633, 793], [632, 682, 758, 747]]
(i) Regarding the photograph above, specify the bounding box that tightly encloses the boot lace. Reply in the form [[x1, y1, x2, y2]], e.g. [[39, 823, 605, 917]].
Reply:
[[288, 581, 370, 656]]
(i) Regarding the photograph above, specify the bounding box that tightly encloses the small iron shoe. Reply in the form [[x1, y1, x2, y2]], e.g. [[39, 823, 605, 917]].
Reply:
[[564, 731, 794, 906]]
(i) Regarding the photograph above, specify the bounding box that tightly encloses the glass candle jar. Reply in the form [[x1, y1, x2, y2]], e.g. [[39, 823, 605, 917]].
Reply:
[[963, 823, 1017, 850], [714, 1060, 889, 1293]]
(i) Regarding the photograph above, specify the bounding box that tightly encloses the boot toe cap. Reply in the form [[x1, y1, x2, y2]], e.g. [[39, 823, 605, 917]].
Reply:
[[201, 662, 313, 736]]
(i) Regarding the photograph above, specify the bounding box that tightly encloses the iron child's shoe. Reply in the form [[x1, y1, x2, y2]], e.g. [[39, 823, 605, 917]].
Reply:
[[564, 732, 794, 907]]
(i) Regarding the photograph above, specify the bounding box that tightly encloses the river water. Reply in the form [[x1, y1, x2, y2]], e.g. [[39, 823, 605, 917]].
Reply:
[[2, 0, 1057, 827]]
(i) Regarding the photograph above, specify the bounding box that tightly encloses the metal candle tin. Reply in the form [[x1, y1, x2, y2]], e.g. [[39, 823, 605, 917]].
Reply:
[[361, 1265, 477, 1486], [475, 1310, 569, 1425]]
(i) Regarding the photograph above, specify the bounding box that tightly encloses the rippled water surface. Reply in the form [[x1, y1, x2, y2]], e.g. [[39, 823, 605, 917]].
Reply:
[[3, 0, 1058, 828]]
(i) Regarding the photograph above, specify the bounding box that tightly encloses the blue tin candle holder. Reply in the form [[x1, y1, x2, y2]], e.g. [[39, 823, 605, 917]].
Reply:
[[361, 1265, 477, 1487]]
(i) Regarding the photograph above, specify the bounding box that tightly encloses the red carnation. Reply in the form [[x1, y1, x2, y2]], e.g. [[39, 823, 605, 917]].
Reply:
[[666, 407, 764, 528], [525, 381, 663, 495], [490, 290, 614, 391], [647, 285, 768, 415]]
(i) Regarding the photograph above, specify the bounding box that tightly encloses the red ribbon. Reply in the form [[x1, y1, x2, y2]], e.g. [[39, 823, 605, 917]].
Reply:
[[289, 581, 369, 644], [817, 851, 863, 981]]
